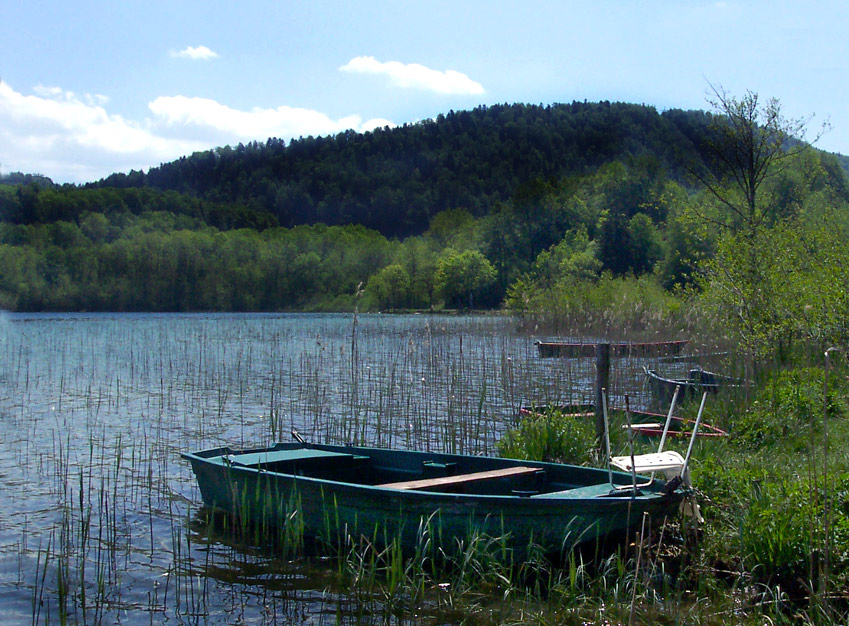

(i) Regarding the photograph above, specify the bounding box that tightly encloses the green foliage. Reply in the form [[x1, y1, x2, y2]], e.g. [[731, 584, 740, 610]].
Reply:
[[92, 102, 733, 238], [0, 221, 397, 311], [626, 213, 663, 273], [700, 212, 849, 358], [657, 203, 715, 290], [434, 249, 497, 309], [526, 227, 601, 288], [741, 478, 825, 584], [364, 264, 411, 311], [497, 410, 596, 466], [732, 367, 844, 450], [425, 208, 475, 247], [3, 97, 849, 314], [696, 454, 849, 594], [0, 184, 277, 231], [690, 362, 849, 605], [507, 272, 682, 335], [689, 89, 849, 363], [393, 236, 439, 310], [79, 212, 114, 242]]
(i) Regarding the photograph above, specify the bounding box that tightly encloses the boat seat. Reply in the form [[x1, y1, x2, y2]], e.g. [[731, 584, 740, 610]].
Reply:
[[610, 451, 703, 521], [377, 466, 543, 492], [534, 483, 618, 498], [225, 450, 370, 477]]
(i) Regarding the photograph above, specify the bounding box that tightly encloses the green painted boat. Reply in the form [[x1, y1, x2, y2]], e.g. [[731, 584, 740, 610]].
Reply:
[[182, 441, 687, 555]]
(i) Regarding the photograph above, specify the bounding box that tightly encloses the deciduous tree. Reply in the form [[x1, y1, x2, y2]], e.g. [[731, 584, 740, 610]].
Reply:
[[690, 85, 823, 238], [435, 249, 497, 309]]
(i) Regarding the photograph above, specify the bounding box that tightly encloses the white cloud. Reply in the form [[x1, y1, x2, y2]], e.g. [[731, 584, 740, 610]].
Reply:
[[340, 56, 485, 95], [32, 85, 65, 98], [149, 95, 393, 141], [0, 81, 201, 182], [33, 84, 109, 107], [0, 81, 394, 183], [171, 45, 219, 61]]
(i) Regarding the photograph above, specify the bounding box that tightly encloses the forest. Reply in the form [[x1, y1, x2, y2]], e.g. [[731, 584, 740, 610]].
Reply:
[[2, 97, 849, 357], [91, 101, 714, 237]]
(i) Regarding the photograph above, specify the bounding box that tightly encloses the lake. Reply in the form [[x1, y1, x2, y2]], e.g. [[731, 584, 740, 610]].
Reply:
[[0, 312, 666, 625]]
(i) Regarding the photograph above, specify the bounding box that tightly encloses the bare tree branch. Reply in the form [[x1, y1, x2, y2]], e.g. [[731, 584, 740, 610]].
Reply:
[[688, 83, 827, 237]]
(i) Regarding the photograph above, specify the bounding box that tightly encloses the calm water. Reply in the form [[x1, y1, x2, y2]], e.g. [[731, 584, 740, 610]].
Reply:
[[0, 312, 664, 625]]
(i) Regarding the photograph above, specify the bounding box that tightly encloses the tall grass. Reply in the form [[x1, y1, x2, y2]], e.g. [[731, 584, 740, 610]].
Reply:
[[512, 274, 693, 339]]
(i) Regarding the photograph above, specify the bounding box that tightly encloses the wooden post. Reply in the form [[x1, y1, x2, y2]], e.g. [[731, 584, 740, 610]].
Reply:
[[594, 343, 611, 451]]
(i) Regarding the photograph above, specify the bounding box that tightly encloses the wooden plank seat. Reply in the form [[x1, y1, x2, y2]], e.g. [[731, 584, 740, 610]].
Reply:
[[377, 466, 543, 492]]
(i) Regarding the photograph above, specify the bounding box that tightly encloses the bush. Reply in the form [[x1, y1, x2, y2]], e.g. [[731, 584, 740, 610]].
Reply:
[[732, 367, 844, 450], [497, 409, 596, 465]]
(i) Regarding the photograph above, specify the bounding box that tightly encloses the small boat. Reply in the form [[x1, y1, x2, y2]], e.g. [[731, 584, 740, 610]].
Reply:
[[536, 340, 689, 359], [518, 403, 727, 439], [645, 367, 745, 405], [182, 440, 687, 555], [623, 415, 726, 439]]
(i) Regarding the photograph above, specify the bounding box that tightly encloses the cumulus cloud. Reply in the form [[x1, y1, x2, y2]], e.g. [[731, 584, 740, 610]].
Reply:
[[171, 45, 219, 60], [149, 95, 392, 140], [0, 81, 394, 183], [340, 56, 485, 95], [0, 81, 201, 182]]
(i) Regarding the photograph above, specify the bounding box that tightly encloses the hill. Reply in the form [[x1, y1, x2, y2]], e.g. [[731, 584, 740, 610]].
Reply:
[[1, 99, 848, 313], [93, 102, 714, 237]]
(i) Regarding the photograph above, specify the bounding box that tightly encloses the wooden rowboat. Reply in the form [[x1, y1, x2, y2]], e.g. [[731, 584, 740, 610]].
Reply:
[[536, 340, 689, 358], [182, 441, 687, 555], [645, 368, 746, 405]]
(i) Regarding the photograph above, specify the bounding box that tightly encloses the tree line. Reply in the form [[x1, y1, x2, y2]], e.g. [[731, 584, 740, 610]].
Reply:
[[2, 95, 849, 360], [1, 145, 845, 319]]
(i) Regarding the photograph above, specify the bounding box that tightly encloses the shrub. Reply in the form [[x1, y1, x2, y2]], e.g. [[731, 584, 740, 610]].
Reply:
[[732, 367, 844, 450], [497, 409, 596, 466]]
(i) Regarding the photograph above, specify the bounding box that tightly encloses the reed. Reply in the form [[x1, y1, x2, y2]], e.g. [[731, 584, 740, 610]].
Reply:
[[2, 312, 848, 625]]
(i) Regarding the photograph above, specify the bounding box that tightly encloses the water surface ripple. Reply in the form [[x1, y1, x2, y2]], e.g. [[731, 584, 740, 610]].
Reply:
[[0, 312, 660, 624]]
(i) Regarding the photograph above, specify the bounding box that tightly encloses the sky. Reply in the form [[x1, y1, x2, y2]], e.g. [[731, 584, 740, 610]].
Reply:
[[1, 0, 847, 184]]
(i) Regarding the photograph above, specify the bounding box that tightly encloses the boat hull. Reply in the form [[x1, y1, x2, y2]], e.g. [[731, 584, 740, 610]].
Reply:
[[536, 340, 689, 358], [645, 368, 746, 406], [182, 443, 684, 555]]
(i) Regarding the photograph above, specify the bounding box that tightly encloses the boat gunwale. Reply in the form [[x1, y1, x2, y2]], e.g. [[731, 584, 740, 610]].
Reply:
[[181, 444, 683, 505]]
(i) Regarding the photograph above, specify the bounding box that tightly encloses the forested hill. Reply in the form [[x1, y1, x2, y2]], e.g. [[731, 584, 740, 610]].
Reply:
[[3, 98, 849, 313], [93, 102, 712, 237]]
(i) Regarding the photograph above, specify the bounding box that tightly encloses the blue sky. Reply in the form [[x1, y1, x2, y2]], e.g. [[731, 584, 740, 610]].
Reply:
[[1, 0, 847, 184]]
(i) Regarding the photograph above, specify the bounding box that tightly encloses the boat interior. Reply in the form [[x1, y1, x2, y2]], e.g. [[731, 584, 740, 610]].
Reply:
[[209, 444, 650, 499]]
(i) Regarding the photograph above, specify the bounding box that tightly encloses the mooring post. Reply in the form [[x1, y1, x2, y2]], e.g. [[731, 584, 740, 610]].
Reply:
[[594, 342, 611, 452]]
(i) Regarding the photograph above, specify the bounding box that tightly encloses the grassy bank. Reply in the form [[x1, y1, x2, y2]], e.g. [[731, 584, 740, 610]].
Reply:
[[494, 355, 849, 624]]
